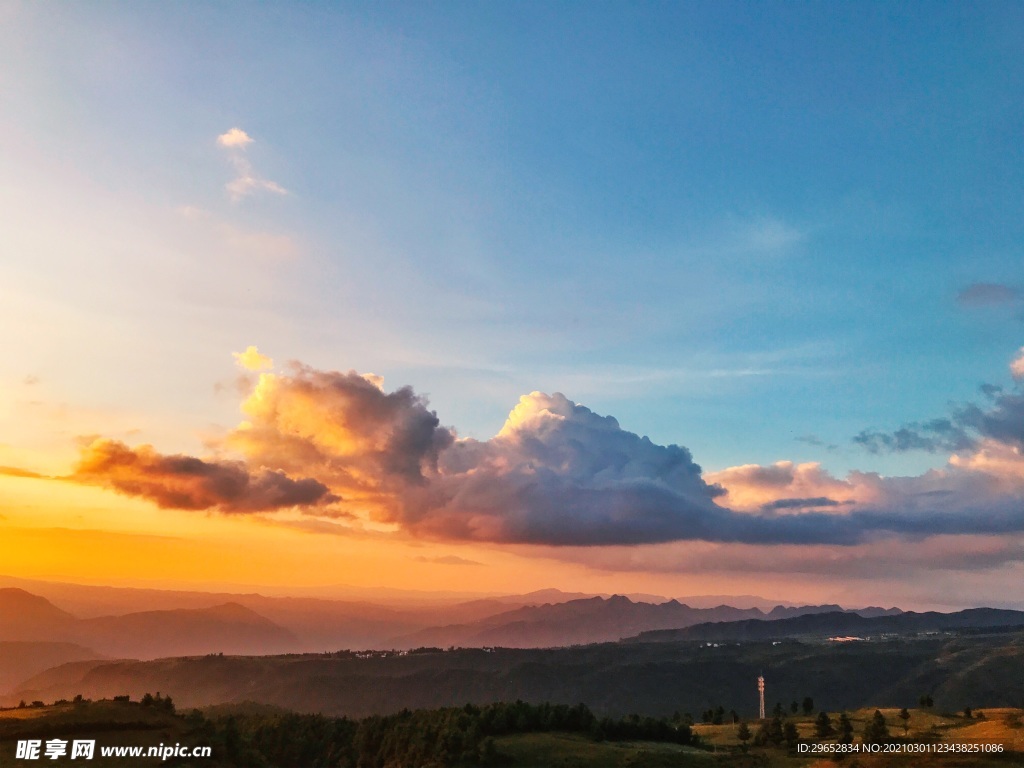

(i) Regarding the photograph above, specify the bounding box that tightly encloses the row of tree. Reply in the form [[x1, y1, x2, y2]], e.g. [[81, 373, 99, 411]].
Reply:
[[181, 700, 696, 767]]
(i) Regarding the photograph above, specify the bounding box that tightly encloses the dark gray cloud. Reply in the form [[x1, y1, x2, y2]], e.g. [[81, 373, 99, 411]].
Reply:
[[854, 386, 1024, 455], [72, 438, 337, 513], [854, 418, 974, 454], [956, 282, 1020, 306], [956, 393, 1024, 449], [760, 497, 847, 511], [795, 434, 837, 451]]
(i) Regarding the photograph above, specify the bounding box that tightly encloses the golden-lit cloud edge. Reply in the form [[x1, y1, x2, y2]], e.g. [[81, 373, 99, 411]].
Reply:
[[17, 345, 1024, 569]]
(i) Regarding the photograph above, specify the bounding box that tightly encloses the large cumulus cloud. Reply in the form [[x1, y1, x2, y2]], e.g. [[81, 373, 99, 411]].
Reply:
[[395, 392, 731, 544], [53, 349, 1024, 549], [224, 364, 454, 516]]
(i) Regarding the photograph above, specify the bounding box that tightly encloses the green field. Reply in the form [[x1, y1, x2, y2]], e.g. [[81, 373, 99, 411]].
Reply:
[[3, 700, 1023, 767], [494, 732, 713, 768]]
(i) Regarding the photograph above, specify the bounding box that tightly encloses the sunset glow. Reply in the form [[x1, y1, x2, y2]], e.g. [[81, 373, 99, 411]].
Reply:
[[3, 2, 1024, 613]]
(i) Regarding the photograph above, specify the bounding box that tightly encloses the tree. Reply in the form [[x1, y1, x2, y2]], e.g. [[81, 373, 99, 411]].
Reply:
[[802, 697, 814, 715], [837, 713, 854, 744], [814, 711, 833, 739], [737, 721, 751, 751], [478, 737, 500, 766], [768, 715, 784, 746], [783, 721, 799, 748], [773, 702, 784, 718], [863, 710, 890, 744], [964, 707, 973, 719], [898, 707, 910, 735], [790, 700, 799, 714], [919, 694, 934, 708]]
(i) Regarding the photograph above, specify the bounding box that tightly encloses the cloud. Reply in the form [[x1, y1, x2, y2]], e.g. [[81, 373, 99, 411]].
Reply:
[[59, 349, 1024, 552], [217, 128, 254, 148], [853, 355, 1024, 455], [957, 282, 1020, 306], [414, 555, 483, 566], [548, 535, 1024, 580], [760, 497, 848, 511], [233, 345, 274, 372], [795, 434, 837, 451], [70, 438, 336, 513], [0, 465, 46, 479], [1012, 347, 1024, 381], [854, 418, 974, 454], [225, 175, 289, 201], [223, 364, 454, 516], [215, 127, 288, 201], [741, 216, 805, 252], [705, 461, 863, 511], [392, 392, 739, 545]]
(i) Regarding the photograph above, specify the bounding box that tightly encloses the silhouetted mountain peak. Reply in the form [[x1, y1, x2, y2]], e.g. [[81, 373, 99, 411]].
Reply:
[[0, 589, 78, 641]]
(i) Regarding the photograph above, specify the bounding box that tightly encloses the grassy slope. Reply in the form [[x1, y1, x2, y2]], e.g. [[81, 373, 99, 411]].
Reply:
[[3, 702, 1022, 768], [0, 700, 197, 767]]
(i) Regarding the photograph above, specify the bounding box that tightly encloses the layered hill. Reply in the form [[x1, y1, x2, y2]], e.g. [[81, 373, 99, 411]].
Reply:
[[0, 578, 901, 653], [630, 607, 1024, 643], [390, 595, 901, 648], [9, 623, 1023, 718], [0, 588, 298, 661], [0, 642, 105, 695]]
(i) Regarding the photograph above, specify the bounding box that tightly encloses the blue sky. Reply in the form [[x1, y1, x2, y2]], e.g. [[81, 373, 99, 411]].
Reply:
[[3, 2, 1024, 604]]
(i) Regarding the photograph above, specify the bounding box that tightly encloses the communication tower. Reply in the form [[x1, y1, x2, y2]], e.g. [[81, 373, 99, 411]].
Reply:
[[757, 674, 765, 720]]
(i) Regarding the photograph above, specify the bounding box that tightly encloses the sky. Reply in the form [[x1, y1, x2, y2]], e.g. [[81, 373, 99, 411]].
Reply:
[[2, 1, 1024, 609]]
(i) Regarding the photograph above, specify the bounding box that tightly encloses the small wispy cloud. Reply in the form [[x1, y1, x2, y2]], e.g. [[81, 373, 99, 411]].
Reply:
[[217, 128, 254, 149], [1012, 347, 1024, 381], [414, 555, 484, 566], [740, 216, 805, 253], [216, 127, 288, 202], [956, 282, 1020, 307], [233, 345, 274, 372], [0, 465, 47, 479], [225, 176, 289, 201]]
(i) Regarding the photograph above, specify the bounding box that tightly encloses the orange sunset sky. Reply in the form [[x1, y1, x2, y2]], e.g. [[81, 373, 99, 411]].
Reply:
[[4, 3, 1024, 611]]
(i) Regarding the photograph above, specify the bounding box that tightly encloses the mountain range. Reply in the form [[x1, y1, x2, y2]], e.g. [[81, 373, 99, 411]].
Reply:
[[389, 595, 901, 649]]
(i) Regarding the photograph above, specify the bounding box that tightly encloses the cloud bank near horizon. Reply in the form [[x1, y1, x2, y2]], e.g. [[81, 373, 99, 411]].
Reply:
[[38, 347, 1024, 553]]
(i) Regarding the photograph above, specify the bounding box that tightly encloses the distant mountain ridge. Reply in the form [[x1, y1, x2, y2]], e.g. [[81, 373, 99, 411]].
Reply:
[[0, 577, 903, 653], [390, 595, 902, 649], [0, 588, 297, 659], [0, 642, 105, 695], [630, 606, 1024, 643]]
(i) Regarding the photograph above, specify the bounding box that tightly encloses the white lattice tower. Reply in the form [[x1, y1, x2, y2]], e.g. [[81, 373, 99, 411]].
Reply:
[[758, 675, 765, 719]]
